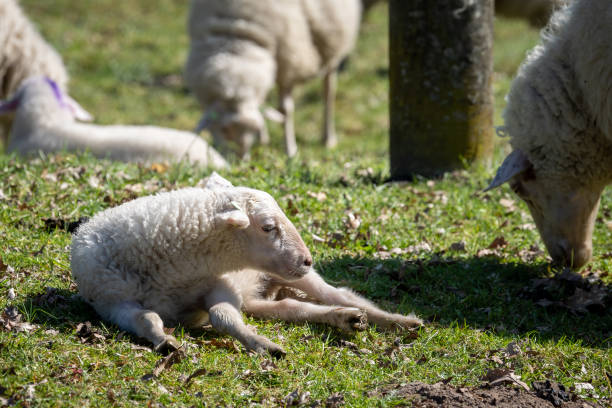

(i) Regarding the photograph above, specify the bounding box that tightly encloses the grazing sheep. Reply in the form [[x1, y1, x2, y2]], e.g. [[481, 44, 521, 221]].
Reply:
[[486, 0, 612, 269], [71, 173, 422, 355], [0, 76, 228, 168], [185, 0, 362, 158]]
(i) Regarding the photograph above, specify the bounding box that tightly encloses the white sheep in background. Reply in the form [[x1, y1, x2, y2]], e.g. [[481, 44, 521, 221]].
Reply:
[[0, 76, 229, 168], [486, 0, 612, 269], [0, 0, 69, 142], [184, 0, 362, 158], [71, 173, 421, 355]]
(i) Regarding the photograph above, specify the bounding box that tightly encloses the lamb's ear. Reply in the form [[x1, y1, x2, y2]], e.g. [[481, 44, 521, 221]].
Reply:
[[203, 171, 234, 190], [65, 95, 93, 122], [484, 149, 531, 191], [217, 203, 250, 229]]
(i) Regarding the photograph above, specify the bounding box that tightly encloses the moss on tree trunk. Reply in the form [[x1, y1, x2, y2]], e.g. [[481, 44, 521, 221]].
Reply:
[[389, 0, 494, 179]]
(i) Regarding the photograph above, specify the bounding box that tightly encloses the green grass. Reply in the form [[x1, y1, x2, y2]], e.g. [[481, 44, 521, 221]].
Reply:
[[1, 1, 610, 406]]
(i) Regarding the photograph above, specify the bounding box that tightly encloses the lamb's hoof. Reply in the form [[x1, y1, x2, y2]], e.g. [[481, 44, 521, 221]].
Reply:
[[250, 337, 286, 359], [154, 336, 180, 355], [382, 314, 424, 331], [331, 307, 367, 331]]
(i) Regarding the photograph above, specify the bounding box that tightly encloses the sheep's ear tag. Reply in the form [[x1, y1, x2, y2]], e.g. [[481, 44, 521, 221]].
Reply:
[[203, 172, 234, 190], [220, 202, 250, 229], [484, 149, 531, 192]]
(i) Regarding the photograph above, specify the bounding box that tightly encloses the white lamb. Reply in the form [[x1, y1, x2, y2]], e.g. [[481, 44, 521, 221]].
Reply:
[[0, 0, 68, 142], [0, 76, 228, 169], [71, 173, 422, 355], [184, 0, 362, 158], [486, 0, 612, 269]]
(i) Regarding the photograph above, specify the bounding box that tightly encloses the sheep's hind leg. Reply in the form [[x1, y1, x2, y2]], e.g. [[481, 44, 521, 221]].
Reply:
[[279, 86, 297, 157], [322, 69, 338, 148], [205, 285, 285, 357], [286, 272, 423, 330], [243, 298, 366, 331], [105, 301, 180, 353]]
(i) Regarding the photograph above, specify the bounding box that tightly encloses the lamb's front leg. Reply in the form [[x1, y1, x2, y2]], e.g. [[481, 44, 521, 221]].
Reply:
[[279, 86, 297, 157], [243, 298, 367, 331], [205, 286, 285, 357], [322, 69, 338, 148], [287, 271, 423, 330], [104, 301, 180, 354]]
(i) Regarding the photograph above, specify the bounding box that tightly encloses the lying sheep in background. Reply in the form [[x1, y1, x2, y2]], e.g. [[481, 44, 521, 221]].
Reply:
[[486, 0, 612, 269], [185, 0, 362, 158], [0, 0, 69, 142], [0, 76, 228, 168], [71, 173, 421, 355]]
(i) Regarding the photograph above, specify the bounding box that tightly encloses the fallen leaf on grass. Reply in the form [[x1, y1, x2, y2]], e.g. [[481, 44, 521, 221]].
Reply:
[[482, 368, 529, 391], [0, 306, 38, 333], [33, 287, 69, 308], [306, 191, 327, 202], [283, 389, 311, 406], [195, 338, 241, 353], [449, 241, 466, 252], [183, 368, 208, 387], [75, 321, 106, 344], [499, 198, 516, 212], [325, 392, 344, 408], [150, 163, 169, 174], [488, 236, 508, 249], [260, 359, 278, 372], [152, 347, 186, 377]]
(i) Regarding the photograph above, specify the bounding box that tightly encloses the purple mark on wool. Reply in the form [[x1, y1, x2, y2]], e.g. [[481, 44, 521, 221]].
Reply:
[[44, 77, 66, 108]]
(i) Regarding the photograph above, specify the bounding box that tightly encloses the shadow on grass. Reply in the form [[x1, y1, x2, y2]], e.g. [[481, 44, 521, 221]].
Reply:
[[317, 255, 612, 348], [17, 256, 611, 350]]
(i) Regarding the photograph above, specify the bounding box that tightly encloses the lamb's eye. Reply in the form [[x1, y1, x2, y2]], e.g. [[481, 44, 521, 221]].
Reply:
[[262, 224, 276, 233]]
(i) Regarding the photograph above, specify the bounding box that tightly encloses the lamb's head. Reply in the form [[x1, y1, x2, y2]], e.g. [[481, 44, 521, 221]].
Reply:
[[0, 76, 92, 126], [486, 149, 603, 269], [206, 173, 313, 279]]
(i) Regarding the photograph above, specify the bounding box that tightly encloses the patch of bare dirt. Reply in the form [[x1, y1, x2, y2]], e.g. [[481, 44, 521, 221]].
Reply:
[[371, 381, 603, 407]]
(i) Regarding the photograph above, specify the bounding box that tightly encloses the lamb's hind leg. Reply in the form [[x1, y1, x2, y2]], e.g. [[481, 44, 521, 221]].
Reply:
[[243, 298, 367, 332], [104, 301, 180, 353], [286, 271, 423, 330], [205, 284, 286, 357]]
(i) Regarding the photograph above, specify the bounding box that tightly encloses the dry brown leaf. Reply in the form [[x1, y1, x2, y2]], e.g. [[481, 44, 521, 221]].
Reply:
[[183, 368, 208, 386], [306, 191, 327, 202], [283, 389, 311, 406], [488, 236, 508, 249], [260, 359, 278, 372], [482, 368, 529, 391], [152, 347, 186, 377], [325, 392, 344, 408], [449, 241, 466, 252]]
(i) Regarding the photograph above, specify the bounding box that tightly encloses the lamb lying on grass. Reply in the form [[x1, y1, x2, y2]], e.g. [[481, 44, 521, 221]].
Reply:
[[185, 0, 362, 158], [0, 76, 228, 169], [486, 0, 612, 269], [71, 173, 422, 355]]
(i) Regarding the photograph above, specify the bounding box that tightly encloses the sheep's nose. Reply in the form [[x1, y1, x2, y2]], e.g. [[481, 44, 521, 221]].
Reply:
[[303, 256, 313, 267]]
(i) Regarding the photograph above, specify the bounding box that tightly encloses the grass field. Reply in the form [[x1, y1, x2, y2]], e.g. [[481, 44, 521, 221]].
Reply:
[[1, 1, 610, 406]]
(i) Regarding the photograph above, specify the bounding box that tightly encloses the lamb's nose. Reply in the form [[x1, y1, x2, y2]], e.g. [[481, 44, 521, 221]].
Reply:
[[303, 256, 313, 267]]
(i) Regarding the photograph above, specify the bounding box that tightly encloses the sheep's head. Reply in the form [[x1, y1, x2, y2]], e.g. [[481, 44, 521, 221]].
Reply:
[[206, 173, 313, 279], [486, 150, 603, 269], [196, 102, 266, 159]]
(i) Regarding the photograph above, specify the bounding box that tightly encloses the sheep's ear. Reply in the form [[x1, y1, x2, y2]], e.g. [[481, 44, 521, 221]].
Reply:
[[0, 95, 20, 115], [484, 149, 531, 191], [65, 95, 93, 122], [203, 172, 234, 190], [217, 204, 250, 229]]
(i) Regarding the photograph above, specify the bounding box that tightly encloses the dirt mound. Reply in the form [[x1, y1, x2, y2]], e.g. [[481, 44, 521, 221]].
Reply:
[[374, 381, 602, 408]]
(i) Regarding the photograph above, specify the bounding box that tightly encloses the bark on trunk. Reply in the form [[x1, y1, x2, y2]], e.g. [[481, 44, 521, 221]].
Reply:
[[389, 0, 494, 179]]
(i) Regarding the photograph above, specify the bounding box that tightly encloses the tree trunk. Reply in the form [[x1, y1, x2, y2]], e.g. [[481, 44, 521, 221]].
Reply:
[[389, 0, 494, 179]]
